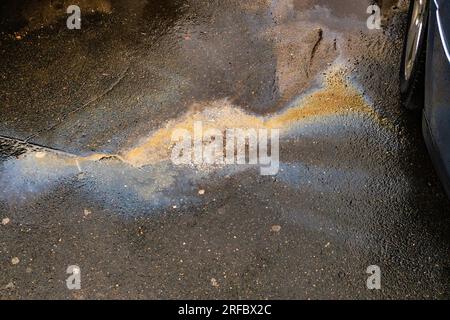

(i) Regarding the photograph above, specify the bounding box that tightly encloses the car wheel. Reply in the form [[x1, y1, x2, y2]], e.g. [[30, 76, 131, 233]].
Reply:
[[400, 0, 429, 110]]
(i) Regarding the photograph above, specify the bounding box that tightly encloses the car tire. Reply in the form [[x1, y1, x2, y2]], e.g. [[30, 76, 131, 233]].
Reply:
[[400, 0, 430, 110]]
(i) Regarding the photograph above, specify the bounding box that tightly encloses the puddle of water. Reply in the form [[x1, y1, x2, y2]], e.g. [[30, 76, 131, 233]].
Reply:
[[2, 67, 375, 170], [0, 66, 380, 210], [119, 67, 376, 167]]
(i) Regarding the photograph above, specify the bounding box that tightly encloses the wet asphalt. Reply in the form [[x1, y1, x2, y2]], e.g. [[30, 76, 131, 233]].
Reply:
[[1, 0, 450, 299]]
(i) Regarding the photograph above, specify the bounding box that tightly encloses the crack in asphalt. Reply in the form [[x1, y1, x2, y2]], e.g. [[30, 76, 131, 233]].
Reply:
[[307, 28, 323, 78], [23, 65, 130, 143]]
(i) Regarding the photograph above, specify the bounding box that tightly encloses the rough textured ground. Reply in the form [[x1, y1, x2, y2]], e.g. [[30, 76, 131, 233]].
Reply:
[[0, 0, 449, 299]]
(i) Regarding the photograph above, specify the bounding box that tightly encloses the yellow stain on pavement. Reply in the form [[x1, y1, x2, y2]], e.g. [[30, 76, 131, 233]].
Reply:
[[26, 68, 376, 169], [119, 68, 376, 167]]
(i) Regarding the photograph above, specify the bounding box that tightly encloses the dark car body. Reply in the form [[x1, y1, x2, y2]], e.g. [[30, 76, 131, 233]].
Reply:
[[423, 0, 450, 195]]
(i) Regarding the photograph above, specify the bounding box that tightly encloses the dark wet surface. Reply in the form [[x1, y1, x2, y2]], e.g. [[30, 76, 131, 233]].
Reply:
[[1, 0, 450, 299]]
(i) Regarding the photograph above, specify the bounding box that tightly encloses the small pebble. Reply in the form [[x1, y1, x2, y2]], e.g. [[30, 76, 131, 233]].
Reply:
[[2, 217, 10, 225], [4, 282, 15, 289], [198, 189, 205, 195], [11, 257, 20, 265], [35, 152, 46, 159], [211, 278, 219, 288], [271, 225, 282, 233]]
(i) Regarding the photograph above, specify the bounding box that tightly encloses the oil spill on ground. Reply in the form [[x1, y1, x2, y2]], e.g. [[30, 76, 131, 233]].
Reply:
[[120, 67, 378, 167], [0, 66, 392, 213]]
